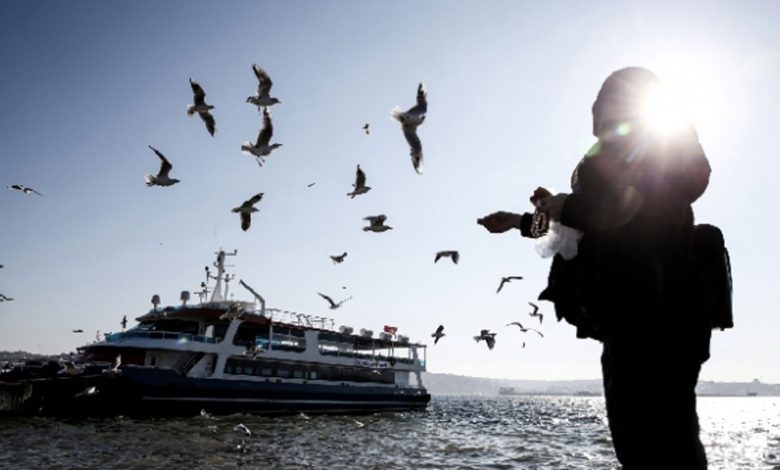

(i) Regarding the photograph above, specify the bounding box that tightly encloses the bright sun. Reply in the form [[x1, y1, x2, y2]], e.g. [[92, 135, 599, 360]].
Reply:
[[641, 56, 725, 139]]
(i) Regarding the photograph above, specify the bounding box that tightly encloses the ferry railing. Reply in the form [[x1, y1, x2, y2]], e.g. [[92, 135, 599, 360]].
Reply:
[[105, 330, 222, 344]]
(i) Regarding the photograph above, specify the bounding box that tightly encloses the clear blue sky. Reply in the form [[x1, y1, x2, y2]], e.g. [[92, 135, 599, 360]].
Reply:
[[2, 0, 779, 382]]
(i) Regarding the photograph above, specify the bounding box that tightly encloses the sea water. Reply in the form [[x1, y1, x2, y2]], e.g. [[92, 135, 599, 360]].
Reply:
[[0, 396, 777, 469]]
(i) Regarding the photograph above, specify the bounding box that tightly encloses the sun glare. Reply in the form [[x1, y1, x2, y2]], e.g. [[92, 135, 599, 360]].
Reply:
[[645, 55, 726, 140], [639, 84, 691, 136]]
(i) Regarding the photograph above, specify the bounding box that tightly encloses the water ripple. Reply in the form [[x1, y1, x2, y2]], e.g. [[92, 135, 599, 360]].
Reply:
[[0, 396, 776, 469]]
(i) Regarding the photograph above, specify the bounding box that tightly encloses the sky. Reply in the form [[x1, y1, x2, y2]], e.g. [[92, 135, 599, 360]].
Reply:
[[1, 0, 779, 383]]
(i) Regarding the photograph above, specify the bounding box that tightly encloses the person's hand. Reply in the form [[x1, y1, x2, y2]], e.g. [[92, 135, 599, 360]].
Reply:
[[477, 211, 522, 233], [529, 187, 553, 207], [538, 193, 568, 222]]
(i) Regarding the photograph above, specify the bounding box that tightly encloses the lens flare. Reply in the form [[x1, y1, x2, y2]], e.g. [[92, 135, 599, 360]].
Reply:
[[639, 84, 691, 136]]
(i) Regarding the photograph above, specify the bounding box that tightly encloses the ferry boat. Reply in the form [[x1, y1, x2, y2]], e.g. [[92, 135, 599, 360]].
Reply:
[[74, 249, 431, 415]]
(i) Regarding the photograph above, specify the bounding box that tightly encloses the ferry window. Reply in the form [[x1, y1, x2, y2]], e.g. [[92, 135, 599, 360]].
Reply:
[[277, 368, 289, 378], [293, 370, 304, 379], [149, 319, 199, 335], [212, 323, 228, 340], [234, 324, 270, 347], [309, 371, 318, 380], [260, 367, 272, 376], [242, 366, 253, 375]]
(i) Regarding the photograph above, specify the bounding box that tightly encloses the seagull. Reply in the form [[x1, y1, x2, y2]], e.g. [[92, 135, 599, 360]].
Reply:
[[219, 303, 244, 320], [145, 146, 180, 187], [349, 418, 366, 428], [307, 182, 316, 188], [434, 251, 459, 264], [0, 293, 14, 302], [496, 276, 524, 294], [529, 302, 544, 324], [506, 322, 544, 338], [317, 292, 352, 310], [431, 325, 445, 345], [362, 123, 370, 135], [330, 252, 347, 264], [232, 193, 264, 231], [347, 164, 371, 198], [473, 329, 497, 350], [234, 423, 253, 436], [74, 385, 98, 398], [58, 361, 84, 376], [246, 64, 280, 109], [6, 184, 42, 196], [241, 107, 282, 166], [72, 329, 84, 333], [121, 315, 127, 330], [391, 82, 427, 174], [363, 215, 392, 232], [187, 78, 216, 136], [102, 354, 122, 375]]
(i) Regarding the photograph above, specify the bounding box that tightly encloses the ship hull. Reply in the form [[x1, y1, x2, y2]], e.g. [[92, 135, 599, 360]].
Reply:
[[123, 367, 430, 415], [12, 367, 430, 417]]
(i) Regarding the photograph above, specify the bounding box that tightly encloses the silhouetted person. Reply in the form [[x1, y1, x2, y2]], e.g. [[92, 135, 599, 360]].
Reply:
[[480, 67, 714, 469]]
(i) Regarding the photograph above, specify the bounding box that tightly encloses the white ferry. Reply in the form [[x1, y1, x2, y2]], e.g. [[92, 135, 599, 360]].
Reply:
[[76, 249, 430, 415]]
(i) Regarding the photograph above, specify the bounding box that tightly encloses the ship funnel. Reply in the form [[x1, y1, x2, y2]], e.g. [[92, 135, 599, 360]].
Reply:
[[180, 290, 190, 306], [151, 294, 160, 311]]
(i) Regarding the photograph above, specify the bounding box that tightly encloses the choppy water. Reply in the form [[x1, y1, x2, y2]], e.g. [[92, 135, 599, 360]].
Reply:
[[1, 396, 778, 469]]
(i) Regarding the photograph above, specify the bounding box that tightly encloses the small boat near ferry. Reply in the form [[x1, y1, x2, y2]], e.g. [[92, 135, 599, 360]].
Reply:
[[14, 249, 430, 416]]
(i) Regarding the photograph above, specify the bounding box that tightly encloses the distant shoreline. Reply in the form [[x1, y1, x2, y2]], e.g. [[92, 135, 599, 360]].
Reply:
[[3, 352, 778, 397]]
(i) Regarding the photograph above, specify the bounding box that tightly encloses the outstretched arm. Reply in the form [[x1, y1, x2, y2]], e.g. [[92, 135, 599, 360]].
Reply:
[[478, 211, 535, 237]]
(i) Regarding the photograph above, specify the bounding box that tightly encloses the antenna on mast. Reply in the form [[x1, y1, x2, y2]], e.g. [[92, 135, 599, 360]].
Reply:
[[210, 249, 237, 302]]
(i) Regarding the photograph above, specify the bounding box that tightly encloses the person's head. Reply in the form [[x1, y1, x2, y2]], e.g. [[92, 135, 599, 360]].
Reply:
[[592, 67, 662, 138]]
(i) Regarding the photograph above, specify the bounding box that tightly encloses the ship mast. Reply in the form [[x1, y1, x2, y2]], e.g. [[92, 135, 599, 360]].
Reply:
[[209, 249, 237, 302]]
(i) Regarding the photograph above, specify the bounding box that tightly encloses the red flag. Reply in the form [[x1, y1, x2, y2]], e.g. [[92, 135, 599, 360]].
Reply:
[[383, 325, 398, 335]]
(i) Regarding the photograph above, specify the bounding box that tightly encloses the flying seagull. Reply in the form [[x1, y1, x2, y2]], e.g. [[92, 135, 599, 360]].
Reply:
[[506, 322, 544, 338], [317, 292, 352, 310], [473, 329, 496, 350], [72, 329, 84, 333], [187, 78, 216, 136], [234, 423, 253, 436], [232, 193, 264, 231], [347, 164, 371, 198], [58, 361, 84, 376], [431, 325, 445, 345], [6, 184, 42, 196], [121, 315, 127, 330], [102, 354, 122, 376], [496, 276, 524, 294], [74, 385, 98, 398], [391, 82, 427, 174], [307, 182, 316, 188], [528, 302, 544, 324], [363, 215, 392, 232], [145, 146, 180, 187], [362, 123, 370, 135], [246, 64, 280, 109], [241, 107, 282, 166], [0, 293, 13, 302], [330, 252, 347, 264], [434, 251, 459, 264]]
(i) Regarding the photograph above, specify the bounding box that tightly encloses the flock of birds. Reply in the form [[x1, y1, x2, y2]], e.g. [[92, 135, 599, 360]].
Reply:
[[3, 63, 547, 353], [430, 301, 545, 351], [143, 64, 427, 233]]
